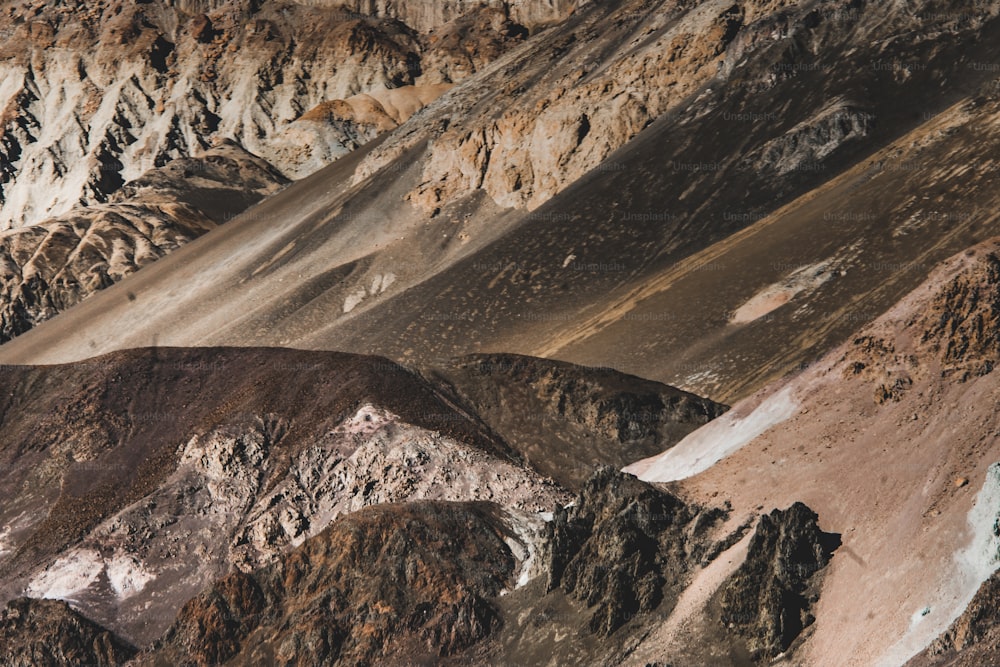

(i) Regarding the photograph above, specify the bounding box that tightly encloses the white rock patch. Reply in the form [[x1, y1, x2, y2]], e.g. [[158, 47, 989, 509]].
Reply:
[[504, 509, 551, 590], [626, 385, 799, 482], [877, 463, 1000, 666], [26, 549, 103, 601], [343, 287, 367, 313], [105, 555, 155, 600], [624, 386, 799, 482]]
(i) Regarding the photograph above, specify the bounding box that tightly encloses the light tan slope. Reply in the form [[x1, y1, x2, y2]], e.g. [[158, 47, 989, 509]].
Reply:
[[627, 238, 1000, 665]]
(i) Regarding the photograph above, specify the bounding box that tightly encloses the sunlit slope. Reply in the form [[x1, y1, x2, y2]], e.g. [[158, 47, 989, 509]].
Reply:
[[1, 3, 999, 406]]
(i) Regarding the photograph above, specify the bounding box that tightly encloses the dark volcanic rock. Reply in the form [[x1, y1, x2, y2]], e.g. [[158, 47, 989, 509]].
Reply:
[[138, 501, 516, 666], [545, 467, 705, 637], [434, 354, 728, 489], [0, 597, 136, 667], [719, 502, 837, 661]]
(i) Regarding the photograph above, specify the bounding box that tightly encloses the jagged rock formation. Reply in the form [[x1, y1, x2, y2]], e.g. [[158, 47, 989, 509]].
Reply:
[[0, 0, 530, 229], [136, 501, 517, 666], [0, 347, 553, 644], [383, 0, 759, 213], [545, 467, 700, 637], [0, 597, 137, 667], [0, 142, 287, 344], [295, 0, 577, 33], [917, 251, 1000, 375], [0, 347, 737, 648], [845, 242, 1000, 400], [431, 354, 728, 488], [718, 502, 837, 661]]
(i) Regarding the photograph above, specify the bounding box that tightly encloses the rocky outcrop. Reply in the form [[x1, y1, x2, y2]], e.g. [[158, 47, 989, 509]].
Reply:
[[845, 245, 1000, 398], [0, 142, 287, 344], [741, 100, 875, 176], [0, 0, 532, 229], [0, 347, 534, 644], [719, 503, 837, 661], [545, 467, 716, 637], [293, 0, 576, 32], [229, 403, 568, 570], [267, 84, 454, 179], [919, 251, 1000, 374], [136, 501, 517, 666], [434, 354, 728, 488], [0, 597, 136, 667], [358, 0, 905, 214]]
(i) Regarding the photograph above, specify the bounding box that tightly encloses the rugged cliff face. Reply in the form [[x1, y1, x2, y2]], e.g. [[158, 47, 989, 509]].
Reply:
[[0, 598, 137, 667], [0, 449, 838, 667], [718, 502, 837, 661], [137, 501, 519, 667], [293, 0, 578, 33], [0, 0, 530, 229]]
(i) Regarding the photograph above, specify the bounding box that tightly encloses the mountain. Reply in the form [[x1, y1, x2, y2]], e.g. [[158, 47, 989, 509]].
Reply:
[[1, 0, 999, 408], [0, 346, 726, 650], [627, 238, 1000, 664], [2, 0, 1000, 665], [0, 141, 287, 344], [0, 0, 537, 229]]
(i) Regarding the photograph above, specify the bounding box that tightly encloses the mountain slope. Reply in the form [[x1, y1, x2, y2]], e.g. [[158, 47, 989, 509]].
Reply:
[[0, 0, 532, 229], [1, 0, 999, 407], [626, 237, 1000, 665], [0, 141, 287, 344], [0, 346, 724, 647], [429, 353, 728, 488]]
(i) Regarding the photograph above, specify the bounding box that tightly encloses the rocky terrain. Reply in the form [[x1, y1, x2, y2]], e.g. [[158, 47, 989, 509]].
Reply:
[[0, 141, 287, 344], [0, 450, 839, 666], [2, 0, 999, 410], [0, 597, 137, 667], [2, 0, 1000, 665], [429, 353, 728, 488], [0, 0, 533, 229], [625, 238, 1000, 664], [0, 346, 736, 652]]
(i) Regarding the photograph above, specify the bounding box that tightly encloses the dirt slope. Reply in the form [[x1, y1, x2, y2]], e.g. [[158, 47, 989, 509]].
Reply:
[[627, 237, 1000, 665], [2, 1, 999, 408]]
